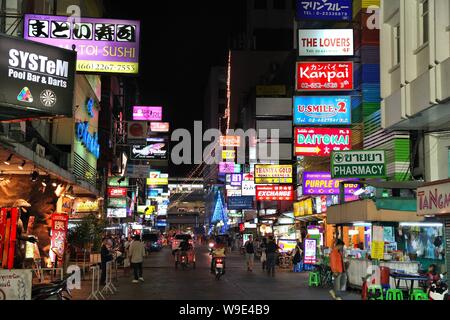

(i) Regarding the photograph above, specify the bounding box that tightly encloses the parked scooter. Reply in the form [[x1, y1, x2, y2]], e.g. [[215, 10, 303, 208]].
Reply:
[[429, 273, 449, 300], [32, 274, 72, 300]]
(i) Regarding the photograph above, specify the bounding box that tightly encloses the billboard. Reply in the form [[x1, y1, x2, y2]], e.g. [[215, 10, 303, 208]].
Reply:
[[296, 62, 353, 91], [296, 0, 352, 21], [219, 162, 241, 174], [295, 128, 351, 157], [254, 165, 293, 184], [226, 174, 243, 187], [302, 172, 359, 196], [227, 196, 254, 210], [150, 122, 169, 133], [132, 106, 162, 121], [24, 14, 140, 74], [220, 136, 241, 147], [417, 181, 450, 216], [107, 187, 127, 197], [107, 208, 127, 218], [222, 150, 236, 160], [256, 185, 294, 201], [107, 198, 127, 208], [147, 177, 169, 186], [108, 177, 129, 187], [331, 150, 386, 178], [0, 34, 76, 119], [131, 143, 168, 160], [298, 29, 353, 56], [293, 96, 351, 125]]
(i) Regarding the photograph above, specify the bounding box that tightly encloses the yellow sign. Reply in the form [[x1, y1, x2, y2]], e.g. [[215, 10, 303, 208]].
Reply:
[[222, 150, 236, 160], [254, 165, 293, 184], [256, 85, 286, 96], [74, 200, 99, 213], [371, 241, 385, 260], [294, 199, 313, 216], [147, 178, 169, 186], [77, 61, 139, 74]]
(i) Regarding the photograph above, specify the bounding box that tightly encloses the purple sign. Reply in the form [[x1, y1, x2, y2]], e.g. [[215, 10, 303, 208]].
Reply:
[[302, 172, 359, 196], [227, 174, 243, 187], [219, 163, 241, 174], [132, 106, 163, 121], [24, 14, 140, 74]]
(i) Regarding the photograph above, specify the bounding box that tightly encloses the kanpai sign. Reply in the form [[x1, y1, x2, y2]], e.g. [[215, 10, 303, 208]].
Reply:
[[295, 128, 351, 157], [296, 62, 353, 91], [256, 185, 294, 201]]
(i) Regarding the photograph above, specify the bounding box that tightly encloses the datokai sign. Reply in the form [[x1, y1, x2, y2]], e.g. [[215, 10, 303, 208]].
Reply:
[[295, 128, 351, 157], [331, 150, 386, 179], [293, 96, 351, 125], [0, 34, 76, 120], [296, 62, 353, 91], [296, 0, 352, 21], [24, 14, 140, 74]]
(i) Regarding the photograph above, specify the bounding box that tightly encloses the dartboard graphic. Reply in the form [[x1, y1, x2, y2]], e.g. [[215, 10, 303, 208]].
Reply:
[[40, 90, 57, 107]]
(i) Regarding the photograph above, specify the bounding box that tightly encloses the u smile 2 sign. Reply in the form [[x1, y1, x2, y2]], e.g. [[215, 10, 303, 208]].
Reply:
[[294, 96, 351, 125]]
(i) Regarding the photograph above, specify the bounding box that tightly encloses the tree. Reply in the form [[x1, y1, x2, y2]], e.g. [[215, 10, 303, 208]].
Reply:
[[68, 214, 106, 252]]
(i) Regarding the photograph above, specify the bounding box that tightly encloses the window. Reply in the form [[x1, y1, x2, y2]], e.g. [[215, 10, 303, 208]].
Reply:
[[273, 0, 286, 10], [393, 24, 401, 67], [254, 0, 268, 9], [418, 0, 429, 47]]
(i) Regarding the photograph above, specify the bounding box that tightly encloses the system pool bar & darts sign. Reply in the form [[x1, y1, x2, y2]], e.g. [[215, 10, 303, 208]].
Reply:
[[295, 128, 351, 157], [0, 34, 76, 120], [331, 150, 386, 179], [24, 14, 140, 74]]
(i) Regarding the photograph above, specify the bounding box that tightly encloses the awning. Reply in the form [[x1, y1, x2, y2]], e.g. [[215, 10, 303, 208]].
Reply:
[[295, 214, 326, 223], [327, 199, 424, 225]]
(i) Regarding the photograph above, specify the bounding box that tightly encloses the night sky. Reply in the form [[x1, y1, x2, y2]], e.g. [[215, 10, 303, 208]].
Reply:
[[106, 1, 246, 176]]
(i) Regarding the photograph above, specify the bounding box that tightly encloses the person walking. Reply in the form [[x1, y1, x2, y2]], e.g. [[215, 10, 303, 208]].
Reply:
[[266, 236, 279, 277], [260, 238, 267, 270], [100, 238, 113, 286], [292, 240, 303, 269], [129, 235, 146, 284], [244, 235, 255, 272], [329, 239, 346, 300]]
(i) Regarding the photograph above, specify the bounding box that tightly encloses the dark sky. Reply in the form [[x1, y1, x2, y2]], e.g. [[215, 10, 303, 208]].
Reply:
[[106, 0, 246, 177]]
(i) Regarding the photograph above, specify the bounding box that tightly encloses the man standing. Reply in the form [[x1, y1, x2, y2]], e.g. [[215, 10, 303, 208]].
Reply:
[[244, 235, 255, 272], [265, 236, 279, 277], [128, 235, 146, 284], [329, 239, 346, 300], [100, 238, 113, 286]]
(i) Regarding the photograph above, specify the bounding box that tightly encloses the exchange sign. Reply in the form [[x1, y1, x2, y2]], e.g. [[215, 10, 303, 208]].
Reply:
[[296, 0, 352, 21], [331, 150, 386, 179], [298, 29, 353, 56], [24, 15, 140, 74], [295, 128, 351, 157], [296, 62, 353, 91], [256, 185, 294, 201], [254, 165, 293, 184], [293, 96, 351, 125], [302, 172, 359, 196], [0, 34, 76, 119]]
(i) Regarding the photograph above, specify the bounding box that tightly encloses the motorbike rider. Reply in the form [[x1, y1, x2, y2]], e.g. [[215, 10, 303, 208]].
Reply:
[[210, 237, 226, 273], [426, 264, 440, 287], [177, 239, 192, 261]]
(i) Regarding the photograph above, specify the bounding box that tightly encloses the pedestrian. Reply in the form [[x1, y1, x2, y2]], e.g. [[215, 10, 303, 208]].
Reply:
[[129, 234, 146, 284], [260, 237, 267, 270], [244, 235, 255, 272], [265, 236, 279, 277], [292, 240, 303, 270], [329, 239, 346, 300], [100, 238, 113, 286]]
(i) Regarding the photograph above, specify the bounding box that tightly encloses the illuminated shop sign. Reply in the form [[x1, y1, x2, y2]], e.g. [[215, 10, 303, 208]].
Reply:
[[296, 0, 352, 21], [75, 121, 100, 159], [296, 62, 353, 91], [298, 29, 353, 56], [294, 96, 351, 125], [132, 106, 162, 121], [295, 128, 351, 157]]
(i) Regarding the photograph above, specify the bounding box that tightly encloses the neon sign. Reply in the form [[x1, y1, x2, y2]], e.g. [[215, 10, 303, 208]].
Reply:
[[75, 121, 100, 159]]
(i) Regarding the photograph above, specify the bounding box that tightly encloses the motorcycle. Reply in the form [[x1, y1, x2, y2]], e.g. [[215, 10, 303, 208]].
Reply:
[[32, 274, 72, 300], [429, 273, 449, 300], [214, 257, 226, 280]]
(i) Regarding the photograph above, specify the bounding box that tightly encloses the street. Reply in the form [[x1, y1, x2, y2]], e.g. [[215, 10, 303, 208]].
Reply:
[[108, 245, 359, 300]]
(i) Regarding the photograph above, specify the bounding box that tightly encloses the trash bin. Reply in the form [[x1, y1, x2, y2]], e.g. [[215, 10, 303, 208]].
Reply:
[[380, 266, 390, 286]]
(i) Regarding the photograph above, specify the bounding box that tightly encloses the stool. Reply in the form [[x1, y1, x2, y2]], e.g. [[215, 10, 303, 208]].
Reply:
[[410, 289, 428, 301], [308, 272, 320, 287], [367, 285, 384, 300], [386, 289, 404, 301]]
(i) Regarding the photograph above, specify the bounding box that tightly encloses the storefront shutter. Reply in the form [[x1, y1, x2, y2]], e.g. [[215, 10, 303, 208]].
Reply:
[[445, 219, 450, 286]]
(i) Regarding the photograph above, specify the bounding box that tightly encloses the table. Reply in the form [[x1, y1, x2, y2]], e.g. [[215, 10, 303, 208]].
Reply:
[[390, 272, 428, 296]]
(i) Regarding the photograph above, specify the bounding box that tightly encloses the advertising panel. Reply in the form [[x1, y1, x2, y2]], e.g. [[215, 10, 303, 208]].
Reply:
[[107, 208, 127, 218], [220, 136, 241, 147], [132, 106, 163, 121], [222, 150, 236, 160], [254, 165, 293, 184], [0, 269, 32, 300], [295, 128, 351, 157], [304, 238, 318, 265], [256, 85, 286, 96], [227, 189, 242, 197], [131, 143, 168, 160], [150, 122, 170, 133], [293, 96, 351, 125], [296, 62, 353, 91], [146, 177, 169, 186], [417, 181, 450, 216], [226, 174, 243, 187], [128, 121, 148, 140], [241, 180, 256, 196], [296, 0, 352, 21], [227, 196, 254, 210], [298, 29, 353, 56], [302, 172, 359, 196], [256, 185, 294, 201], [49, 213, 68, 264], [107, 187, 127, 197], [0, 34, 76, 119], [24, 14, 140, 74], [107, 198, 127, 208], [126, 164, 151, 178], [108, 177, 129, 187], [331, 150, 386, 178], [219, 162, 241, 174]]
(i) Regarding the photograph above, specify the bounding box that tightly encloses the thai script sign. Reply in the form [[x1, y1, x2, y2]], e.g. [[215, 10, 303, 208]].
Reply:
[[295, 128, 351, 157], [331, 150, 386, 178]]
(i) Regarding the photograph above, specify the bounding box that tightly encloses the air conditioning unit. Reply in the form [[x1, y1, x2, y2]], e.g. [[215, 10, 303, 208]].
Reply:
[[36, 144, 46, 158]]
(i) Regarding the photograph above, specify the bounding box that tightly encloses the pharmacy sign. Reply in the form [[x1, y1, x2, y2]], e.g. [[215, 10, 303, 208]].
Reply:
[[331, 150, 386, 179]]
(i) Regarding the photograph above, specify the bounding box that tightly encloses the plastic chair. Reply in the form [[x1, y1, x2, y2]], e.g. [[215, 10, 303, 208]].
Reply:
[[308, 271, 320, 287], [386, 289, 404, 301], [367, 285, 384, 300], [410, 289, 428, 301]]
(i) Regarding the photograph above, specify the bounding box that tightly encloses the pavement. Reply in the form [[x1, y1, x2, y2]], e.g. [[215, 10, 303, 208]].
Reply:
[[73, 245, 360, 300]]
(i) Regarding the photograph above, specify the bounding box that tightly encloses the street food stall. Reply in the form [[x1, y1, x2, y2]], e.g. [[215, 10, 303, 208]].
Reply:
[[327, 198, 429, 289]]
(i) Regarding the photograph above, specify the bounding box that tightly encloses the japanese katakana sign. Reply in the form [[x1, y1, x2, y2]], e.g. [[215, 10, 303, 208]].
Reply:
[[296, 62, 353, 91], [296, 0, 352, 21], [24, 14, 140, 74]]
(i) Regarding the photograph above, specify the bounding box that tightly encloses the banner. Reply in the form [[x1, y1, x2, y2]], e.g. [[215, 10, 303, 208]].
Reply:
[[293, 96, 351, 125], [50, 213, 68, 264], [256, 185, 294, 201], [296, 62, 353, 91], [131, 143, 168, 160], [331, 150, 386, 178], [302, 172, 359, 195], [298, 29, 353, 56], [0, 34, 76, 119], [132, 106, 163, 121], [296, 0, 352, 21], [0, 269, 32, 300], [304, 238, 318, 265], [254, 165, 293, 184], [24, 15, 140, 74], [227, 196, 254, 210], [295, 128, 351, 157]]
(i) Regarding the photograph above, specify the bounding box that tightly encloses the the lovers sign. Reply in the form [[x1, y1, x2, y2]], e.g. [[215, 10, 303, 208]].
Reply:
[[331, 150, 386, 179]]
